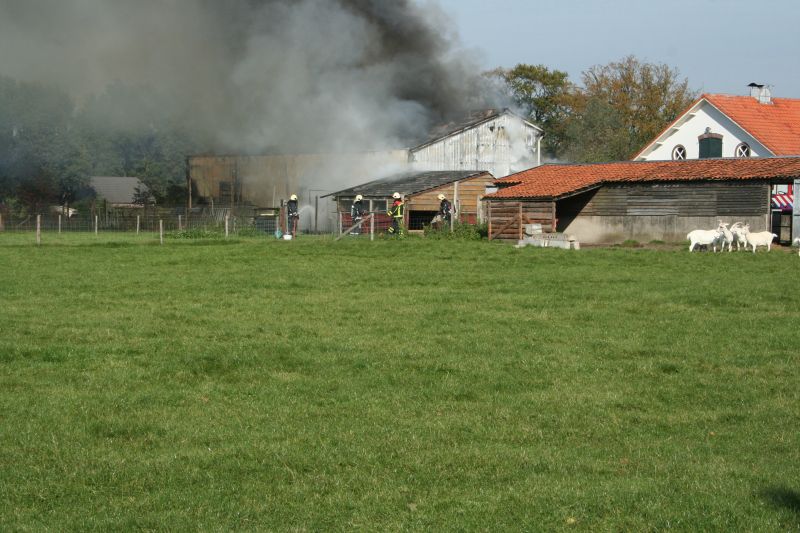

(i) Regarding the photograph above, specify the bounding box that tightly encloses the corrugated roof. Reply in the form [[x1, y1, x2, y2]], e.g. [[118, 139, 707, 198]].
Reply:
[[326, 170, 491, 198], [488, 157, 800, 200], [90, 176, 147, 204], [704, 94, 800, 155], [410, 108, 541, 150]]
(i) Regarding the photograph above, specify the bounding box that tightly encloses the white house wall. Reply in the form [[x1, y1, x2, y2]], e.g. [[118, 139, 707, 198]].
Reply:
[[409, 114, 541, 178], [638, 102, 771, 161]]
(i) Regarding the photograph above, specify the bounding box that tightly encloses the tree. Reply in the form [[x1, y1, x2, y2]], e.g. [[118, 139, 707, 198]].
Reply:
[[489, 64, 576, 157], [575, 55, 696, 160], [561, 98, 630, 163]]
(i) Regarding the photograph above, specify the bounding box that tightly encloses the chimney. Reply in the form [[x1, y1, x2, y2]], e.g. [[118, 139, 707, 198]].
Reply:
[[747, 82, 772, 104]]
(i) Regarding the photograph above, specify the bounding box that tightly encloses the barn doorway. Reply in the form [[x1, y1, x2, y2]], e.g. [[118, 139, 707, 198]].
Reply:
[[408, 210, 438, 230]]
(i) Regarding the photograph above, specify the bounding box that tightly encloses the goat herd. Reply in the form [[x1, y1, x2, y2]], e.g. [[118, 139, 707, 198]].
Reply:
[[688, 222, 800, 255]]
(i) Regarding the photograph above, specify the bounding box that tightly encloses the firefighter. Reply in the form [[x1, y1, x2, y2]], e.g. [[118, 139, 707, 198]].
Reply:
[[438, 193, 453, 224], [387, 192, 404, 236], [350, 194, 365, 235], [287, 194, 299, 237]]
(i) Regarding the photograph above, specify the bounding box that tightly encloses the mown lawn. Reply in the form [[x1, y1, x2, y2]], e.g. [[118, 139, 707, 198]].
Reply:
[[1, 234, 798, 531]]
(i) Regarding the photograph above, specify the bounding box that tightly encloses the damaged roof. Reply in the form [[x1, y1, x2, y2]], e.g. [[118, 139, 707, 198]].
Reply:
[[487, 157, 800, 200], [326, 170, 491, 198], [410, 108, 542, 150]]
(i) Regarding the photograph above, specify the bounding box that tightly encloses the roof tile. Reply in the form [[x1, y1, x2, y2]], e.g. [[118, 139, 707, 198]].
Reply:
[[488, 157, 800, 200]]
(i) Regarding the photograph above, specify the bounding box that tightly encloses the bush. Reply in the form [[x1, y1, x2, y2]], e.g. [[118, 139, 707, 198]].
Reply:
[[167, 228, 223, 239], [235, 226, 261, 237], [424, 221, 487, 240]]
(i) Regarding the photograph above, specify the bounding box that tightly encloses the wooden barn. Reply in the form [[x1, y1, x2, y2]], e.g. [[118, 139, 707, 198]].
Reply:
[[484, 157, 800, 243], [326, 170, 495, 233]]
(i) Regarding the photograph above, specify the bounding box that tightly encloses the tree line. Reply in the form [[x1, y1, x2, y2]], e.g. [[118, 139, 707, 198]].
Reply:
[[490, 55, 696, 162], [0, 55, 695, 214]]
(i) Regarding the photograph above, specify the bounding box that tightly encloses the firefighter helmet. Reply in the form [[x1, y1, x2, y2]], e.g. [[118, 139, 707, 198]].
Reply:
[[392, 192, 401, 199], [355, 194, 363, 201], [290, 194, 298, 201], [437, 193, 446, 200]]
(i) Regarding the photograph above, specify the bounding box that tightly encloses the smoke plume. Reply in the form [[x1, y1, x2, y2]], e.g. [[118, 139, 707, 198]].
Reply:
[[0, 0, 484, 153]]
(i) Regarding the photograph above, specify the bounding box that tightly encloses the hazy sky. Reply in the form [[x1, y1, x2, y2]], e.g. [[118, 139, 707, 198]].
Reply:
[[431, 0, 800, 97]]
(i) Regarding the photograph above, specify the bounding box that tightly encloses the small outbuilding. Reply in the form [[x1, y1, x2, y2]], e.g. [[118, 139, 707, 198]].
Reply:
[[484, 157, 800, 243], [326, 170, 496, 232]]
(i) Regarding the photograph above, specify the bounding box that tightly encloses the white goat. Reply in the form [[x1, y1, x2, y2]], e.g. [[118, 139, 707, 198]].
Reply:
[[687, 224, 723, 252], [729, 222, 748, 251], [718, 222, 735, 252], [741, 224, 778, 253]]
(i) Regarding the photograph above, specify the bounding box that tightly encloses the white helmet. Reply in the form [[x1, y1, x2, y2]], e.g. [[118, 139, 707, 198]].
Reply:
[[437, 193, 446, 201], [392, 192, 401, 199], [290, 194, 298, 201], [355, 194, 363, 202]]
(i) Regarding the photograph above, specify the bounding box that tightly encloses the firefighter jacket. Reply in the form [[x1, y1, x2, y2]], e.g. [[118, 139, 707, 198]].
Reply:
[[287, 200, 299, 218], [351, 200, 364, 218], [439, 199, 452, 218], [388, 200, 404, 219]]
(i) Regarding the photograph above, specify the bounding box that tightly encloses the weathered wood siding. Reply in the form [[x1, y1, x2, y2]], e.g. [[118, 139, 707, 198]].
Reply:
[[410, 113, 541, 178], [569, 182, 769, 217], [405, 173, 495, 218], [557, 181, 772, 243], [486, 200, 555, 241]]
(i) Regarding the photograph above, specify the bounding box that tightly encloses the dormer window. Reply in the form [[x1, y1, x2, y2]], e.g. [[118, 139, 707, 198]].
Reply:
[[698, 128, 723, 159], [735, 142, 751, 158], [671, 145, 686, 160]]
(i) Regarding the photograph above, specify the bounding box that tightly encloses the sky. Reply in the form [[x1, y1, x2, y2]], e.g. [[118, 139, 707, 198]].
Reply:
[[429, 0, 800, 97]]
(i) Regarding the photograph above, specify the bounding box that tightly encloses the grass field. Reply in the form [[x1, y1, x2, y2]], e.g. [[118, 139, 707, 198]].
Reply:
[[1, 233, 799, 531]]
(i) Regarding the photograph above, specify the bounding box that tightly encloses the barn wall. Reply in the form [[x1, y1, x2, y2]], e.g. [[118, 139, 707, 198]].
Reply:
[[486, 200, 555, 241], [410, 114, 541, 178], [558, 181, 771, 243], [189, 151, 408, 232], [405, 173, 495, 219]]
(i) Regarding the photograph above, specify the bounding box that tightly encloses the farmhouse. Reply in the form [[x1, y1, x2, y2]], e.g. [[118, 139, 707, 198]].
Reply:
[[187, 109, 542, 232], [326, 170, 495, 232], [484, 157, 800, 244], [634, 85, 800, 162]]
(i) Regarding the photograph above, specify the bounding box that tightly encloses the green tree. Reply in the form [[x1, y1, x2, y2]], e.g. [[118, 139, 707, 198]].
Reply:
[[573, 55, 696, 160], [490, 64, 576, 157]]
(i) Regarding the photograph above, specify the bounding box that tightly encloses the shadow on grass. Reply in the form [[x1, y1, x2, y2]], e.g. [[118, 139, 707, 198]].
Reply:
[[760, 486, 800, 513]]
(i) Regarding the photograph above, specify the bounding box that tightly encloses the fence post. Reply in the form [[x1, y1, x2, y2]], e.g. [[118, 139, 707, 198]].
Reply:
[[488, 202, 493, 241], [225, 215, 229, 238], [136, 215, 140, 235], [518, 204, 523, 241], [370, 213, 375, 241], [94, 215, 98, 236], [0, 212, 4, 232], [233, 218, 236, 234], [58, 214, 62, 234], [178, 214, 182, 231], [36, 214, 41, 245], [159, 219, 164, 245], [452, 181, 459, 231]]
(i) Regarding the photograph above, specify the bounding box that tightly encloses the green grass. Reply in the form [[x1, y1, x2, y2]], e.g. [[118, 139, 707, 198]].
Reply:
[[1, 234, 799, 531]]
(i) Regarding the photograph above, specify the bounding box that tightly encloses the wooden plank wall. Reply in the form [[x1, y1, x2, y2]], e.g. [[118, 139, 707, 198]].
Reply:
[[577, 182, 770, 217], [487, 200, 555, 240], [406, 173, 496, 217]]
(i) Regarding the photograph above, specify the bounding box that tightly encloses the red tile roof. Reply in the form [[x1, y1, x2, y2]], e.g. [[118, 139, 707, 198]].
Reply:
[[488, 157, 800, 200], [704, 94, 800, 155]]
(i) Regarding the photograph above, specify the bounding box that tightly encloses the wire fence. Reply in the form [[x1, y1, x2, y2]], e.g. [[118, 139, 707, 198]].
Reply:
[[0, 208, 447, 244]]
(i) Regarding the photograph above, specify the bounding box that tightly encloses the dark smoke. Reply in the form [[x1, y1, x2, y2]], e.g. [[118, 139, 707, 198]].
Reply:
[[0, 0, 485, 153]]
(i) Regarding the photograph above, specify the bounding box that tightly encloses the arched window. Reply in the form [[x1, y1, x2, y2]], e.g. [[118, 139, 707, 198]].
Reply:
[[671, 145, 686, 160], [735, 142, 751, 158], [698, 128, 723, 158]]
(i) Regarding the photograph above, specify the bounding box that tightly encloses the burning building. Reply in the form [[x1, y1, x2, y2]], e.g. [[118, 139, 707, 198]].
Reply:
[[187, 109, 543, 232]]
